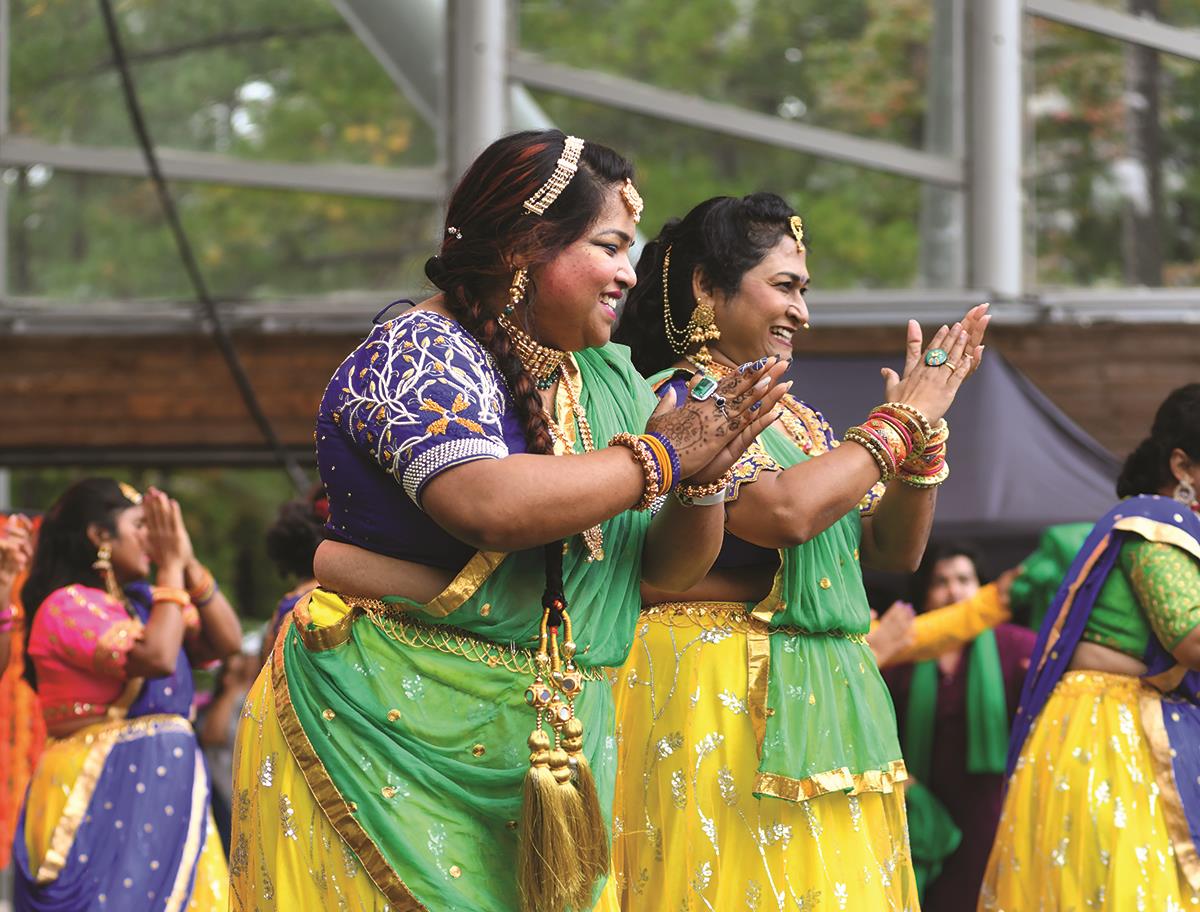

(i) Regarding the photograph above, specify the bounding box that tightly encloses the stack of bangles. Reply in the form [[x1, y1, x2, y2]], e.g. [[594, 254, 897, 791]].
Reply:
[[151, 586, 193, 609], [187, 565, 219, 607], [844, 402, 950, 487], [608, 433, 734, 509], [0, 602, 19, 634]]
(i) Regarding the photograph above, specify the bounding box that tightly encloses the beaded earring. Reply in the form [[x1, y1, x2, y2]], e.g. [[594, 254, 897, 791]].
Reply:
[[505, 267, 529, 317], [92, 541, 124, 604]]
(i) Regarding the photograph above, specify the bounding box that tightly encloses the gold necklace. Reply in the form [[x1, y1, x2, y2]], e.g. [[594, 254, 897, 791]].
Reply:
[[498, 313, 567, 390]]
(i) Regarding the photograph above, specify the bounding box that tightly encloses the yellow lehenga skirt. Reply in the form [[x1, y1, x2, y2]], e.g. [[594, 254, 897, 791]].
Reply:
[[979, 670, 1200, 910], [231, 645, 622, 912], [612, 607, 918, 912]]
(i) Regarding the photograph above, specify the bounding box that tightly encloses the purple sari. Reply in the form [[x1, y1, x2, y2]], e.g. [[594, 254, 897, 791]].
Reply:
[[1010, 494, 1200, 888], [13, 583, 214, 912]]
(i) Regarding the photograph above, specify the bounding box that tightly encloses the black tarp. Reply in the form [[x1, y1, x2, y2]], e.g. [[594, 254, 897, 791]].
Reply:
[[785, 353, 1122, 600]]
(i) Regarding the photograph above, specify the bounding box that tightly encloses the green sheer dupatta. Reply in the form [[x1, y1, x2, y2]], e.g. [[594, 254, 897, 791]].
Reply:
[[276, 342, 657, 911], [737, 422, 908, 801]]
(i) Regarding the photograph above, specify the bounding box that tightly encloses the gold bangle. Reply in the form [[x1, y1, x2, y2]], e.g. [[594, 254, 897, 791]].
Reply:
[[609, 433, 662, 511], [844, 426, 897, 481], [151, 586, 192, 608], [899, 460, 950, 488], [877, 402, 933, 447], [675, 469, 733, 501]]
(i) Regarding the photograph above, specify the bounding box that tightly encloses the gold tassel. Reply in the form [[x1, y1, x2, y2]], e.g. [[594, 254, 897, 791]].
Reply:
[[560, 715, 609, 909], [518, 727, 577, 912]]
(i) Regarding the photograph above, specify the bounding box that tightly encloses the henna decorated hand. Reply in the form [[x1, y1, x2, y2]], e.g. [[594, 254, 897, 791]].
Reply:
[[879, 302, 990, 426], [644, 356, 791, 480]]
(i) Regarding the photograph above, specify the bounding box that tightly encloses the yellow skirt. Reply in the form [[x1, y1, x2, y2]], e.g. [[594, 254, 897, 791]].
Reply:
[[23, 718, 227, 911], [979, 670, 1200, 910], [230, 654, 622, 912], [613, 607, 919, 911]]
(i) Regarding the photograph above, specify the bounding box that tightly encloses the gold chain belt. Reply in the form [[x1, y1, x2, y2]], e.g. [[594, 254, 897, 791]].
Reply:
[[346, 596, 609, 680], [643, 601, 868, 645]]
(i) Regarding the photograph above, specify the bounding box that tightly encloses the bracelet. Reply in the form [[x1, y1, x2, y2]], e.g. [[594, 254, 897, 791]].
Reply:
[[900, 460, 950, 487], [844, 425, 898, 481], [610, 433, 663, 511], [675, 475, 730, 508], [876, 402, 933, 450], [900, 419, 948, 473], [151, 586, 193, 608], [0, 603, 18, 634], [646, 432, 682, 490], [862, 415, 912, 467], [639, 434, 676, 493], [187, 565, 218, 607]]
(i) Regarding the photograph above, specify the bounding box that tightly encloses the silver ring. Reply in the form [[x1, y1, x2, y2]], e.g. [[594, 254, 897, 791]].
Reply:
[[714, 394, 728, 415]]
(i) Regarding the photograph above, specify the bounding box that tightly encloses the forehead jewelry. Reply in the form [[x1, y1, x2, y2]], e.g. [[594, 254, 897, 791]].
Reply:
[[523, 136, 585, 216], [789, 216, 806, 255], [620, 178, 644, 223]]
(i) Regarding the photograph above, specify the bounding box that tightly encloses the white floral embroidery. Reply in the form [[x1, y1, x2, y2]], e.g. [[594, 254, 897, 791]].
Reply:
[[717, 690, 748, 715]]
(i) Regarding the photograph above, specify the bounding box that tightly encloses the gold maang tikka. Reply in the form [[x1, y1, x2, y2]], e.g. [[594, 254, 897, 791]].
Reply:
[[660, 245, 719, 368]]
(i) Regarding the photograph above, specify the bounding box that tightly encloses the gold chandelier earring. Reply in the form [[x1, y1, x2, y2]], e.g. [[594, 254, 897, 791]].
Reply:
[[661, 246, 720, 369], [92, 541, 123, 603], [504, 266, 529, 317]]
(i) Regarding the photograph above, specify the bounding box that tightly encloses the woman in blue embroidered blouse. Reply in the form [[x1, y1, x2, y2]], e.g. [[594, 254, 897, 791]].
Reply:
[[230, 131, 789, 912]]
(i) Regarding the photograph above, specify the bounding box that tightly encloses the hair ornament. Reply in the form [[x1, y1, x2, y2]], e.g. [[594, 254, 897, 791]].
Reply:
[[620, 179, 644, 223], [789, 215, 806, 254], [523, 136, 585, 216], [118, 482, 143, 505], [446, 226, 463, 240]]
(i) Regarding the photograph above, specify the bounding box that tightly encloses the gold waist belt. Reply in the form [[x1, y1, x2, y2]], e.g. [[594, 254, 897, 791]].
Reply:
[[343, 596, 609, 680], [643, 601, 868, 645]]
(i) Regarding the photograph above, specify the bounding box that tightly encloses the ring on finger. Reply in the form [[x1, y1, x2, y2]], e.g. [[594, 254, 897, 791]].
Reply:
[[943, 361, 958, 373], [923, 347, 949, 367], [713, 394, 729, 416]]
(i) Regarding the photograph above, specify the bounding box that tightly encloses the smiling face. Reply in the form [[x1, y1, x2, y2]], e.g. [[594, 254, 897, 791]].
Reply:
[[525, 185, 638, 352], [706, 234, 809, 367]]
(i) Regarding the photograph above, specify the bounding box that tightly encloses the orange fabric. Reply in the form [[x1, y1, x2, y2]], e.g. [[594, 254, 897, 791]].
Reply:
[[0, 513, 47, 869]]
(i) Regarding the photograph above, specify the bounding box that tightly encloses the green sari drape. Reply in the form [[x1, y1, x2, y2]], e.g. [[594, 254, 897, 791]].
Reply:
[[277, 343, 656, 911], [747, 421, 907, 800]]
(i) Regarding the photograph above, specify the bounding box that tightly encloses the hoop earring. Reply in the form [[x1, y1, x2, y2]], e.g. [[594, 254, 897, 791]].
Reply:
[[92, 542, 123, 603], [505, 267, 529, 317], [1174, 477, 1197, 507]]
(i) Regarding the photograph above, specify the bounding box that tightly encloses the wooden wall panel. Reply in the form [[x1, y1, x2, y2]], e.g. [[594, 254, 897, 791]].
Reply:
[[2, 323, 1197, 462]]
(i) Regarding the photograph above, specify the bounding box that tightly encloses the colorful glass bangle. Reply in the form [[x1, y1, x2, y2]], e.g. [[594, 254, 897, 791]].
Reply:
[[150, 586, 192, 608], [877, 402, 934, 445], [188, 566, 218, 607], [899, 460, 950, 488], [610, 433, 663, 511], [646, 432, 682, 489], [639, 434, 675, 493]]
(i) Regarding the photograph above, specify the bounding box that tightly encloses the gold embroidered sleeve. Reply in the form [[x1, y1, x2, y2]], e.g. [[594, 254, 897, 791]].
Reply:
[[1123, 539, 1200, 650], [725, 440, 782, 502], [94, 618, 144, 678]]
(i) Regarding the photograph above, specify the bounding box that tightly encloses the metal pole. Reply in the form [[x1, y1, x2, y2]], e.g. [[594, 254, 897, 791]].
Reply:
[[919, 0, 967, 288], [0, 0, 11, 299], [447, 0, 507, 186], [968, 0, 1024, 299]]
